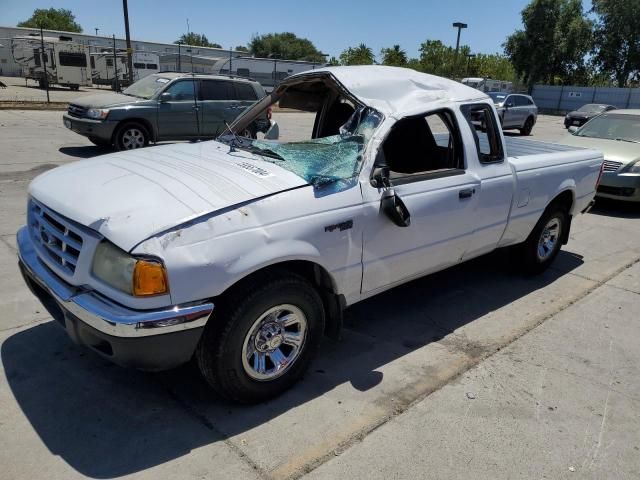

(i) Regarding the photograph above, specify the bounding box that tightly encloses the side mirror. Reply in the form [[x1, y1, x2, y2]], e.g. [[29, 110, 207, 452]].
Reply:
[[568, 125, 579, 134], [381, 189, 411, 227], [159, 92, 172, 103], [371, 165, 390, 188]]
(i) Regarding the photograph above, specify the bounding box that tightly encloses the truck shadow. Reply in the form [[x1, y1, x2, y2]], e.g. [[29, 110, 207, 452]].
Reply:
[[58, 146, 111, 158], [588, 198, 640, 219], [1, 249, 583, 478]]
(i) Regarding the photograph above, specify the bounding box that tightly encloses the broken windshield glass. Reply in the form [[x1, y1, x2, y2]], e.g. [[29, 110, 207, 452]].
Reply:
[[251, 107, 383, 186]]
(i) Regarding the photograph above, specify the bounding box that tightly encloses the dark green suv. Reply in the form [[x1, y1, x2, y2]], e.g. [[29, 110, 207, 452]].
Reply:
[[63, 72, 274, 150]]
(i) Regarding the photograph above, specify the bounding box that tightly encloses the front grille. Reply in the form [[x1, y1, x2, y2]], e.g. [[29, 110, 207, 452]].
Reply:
[[602, 160, 623, 172], [29, 199, 84, 275], [597, 185, 636, 197], [67, 103, 87, 118]]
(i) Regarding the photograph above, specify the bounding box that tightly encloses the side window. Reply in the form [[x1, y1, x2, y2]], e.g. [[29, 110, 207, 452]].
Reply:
[[236, 68, 250, 77], [381, 109, 464, 182], [33, 49, 41, 67], [504, 96, 515, 107], [58, 52, 87, 67], [146, 63, 157, 70], [165, 80, 198, 101], [514, 96, 528, 107], [234, 83, 257, 101], [461, 104, 504, 164], [90, 56, 95, 69], [133, 62, 145, 69], [106, 58, 113, 67], [200, 80, 233, 100]]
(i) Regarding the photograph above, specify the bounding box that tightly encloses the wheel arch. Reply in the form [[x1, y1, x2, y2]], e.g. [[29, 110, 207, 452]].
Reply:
[[546, 188, 575, 244], [112, 117, 156, 143], [218, 259, 345, 340]]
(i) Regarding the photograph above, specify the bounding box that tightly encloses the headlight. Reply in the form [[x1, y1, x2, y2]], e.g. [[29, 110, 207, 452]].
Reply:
[[91, 241, 168, 296], [86, 108, 110, 120]]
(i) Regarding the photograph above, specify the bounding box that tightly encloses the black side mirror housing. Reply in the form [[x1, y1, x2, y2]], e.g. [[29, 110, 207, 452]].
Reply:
[[159, 92, 172, 103], [381, 189, 411, 227], [371, 165, 390, 188]]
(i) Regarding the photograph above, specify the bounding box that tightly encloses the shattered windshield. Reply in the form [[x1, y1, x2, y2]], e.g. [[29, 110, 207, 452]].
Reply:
[[246, 107, 383, 186]]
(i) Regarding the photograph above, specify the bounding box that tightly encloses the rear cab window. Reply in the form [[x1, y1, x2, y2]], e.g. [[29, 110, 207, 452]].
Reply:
[[199, 80, 234, 100], [460, 104, 504, 164]]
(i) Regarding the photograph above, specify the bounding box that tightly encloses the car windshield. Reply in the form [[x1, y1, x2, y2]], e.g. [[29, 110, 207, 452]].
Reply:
[[487, 92, 508, 104], [575, 113, 640, 143], [227, 107, 383, 187], [122, 75, 171, 99], [577, 104, 607, 113]]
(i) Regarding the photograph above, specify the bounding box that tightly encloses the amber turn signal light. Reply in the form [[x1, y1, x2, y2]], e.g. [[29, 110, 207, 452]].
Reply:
[[133, 260, 168, 296]]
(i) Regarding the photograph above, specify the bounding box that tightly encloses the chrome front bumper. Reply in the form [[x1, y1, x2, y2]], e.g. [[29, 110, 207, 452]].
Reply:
[[17, 226, 214, 370]]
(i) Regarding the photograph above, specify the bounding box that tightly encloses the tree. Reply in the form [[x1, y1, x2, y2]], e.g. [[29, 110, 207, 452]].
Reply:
[[380, 45, 408, 67], [175, 33, 221, 48], [504, 0, 592, 88], [591, 0, 640, 87], [17, 8, 82, 32], [339, 44, 375, 65], [416, 40, 471, 78], [469, 53, 517, 82], [248, 32, 324, 62], [327, 56, 340, 66], [234, 45, 249, 52]]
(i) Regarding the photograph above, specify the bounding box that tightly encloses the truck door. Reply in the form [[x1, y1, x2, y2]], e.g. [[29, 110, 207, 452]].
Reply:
[[458, 103, 513, 259], [157, 79, 200, 139], [361, 109, 481, 294]]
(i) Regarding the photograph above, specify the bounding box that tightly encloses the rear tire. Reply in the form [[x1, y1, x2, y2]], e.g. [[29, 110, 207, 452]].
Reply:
[[520, 116, 534, 136], [518, 206, 568, 274], [196, 272, 325, 404], [114, 122, 149, 151]]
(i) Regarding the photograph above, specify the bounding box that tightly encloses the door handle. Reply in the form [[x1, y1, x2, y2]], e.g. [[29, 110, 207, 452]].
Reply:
[[459, 188, 475, 199]]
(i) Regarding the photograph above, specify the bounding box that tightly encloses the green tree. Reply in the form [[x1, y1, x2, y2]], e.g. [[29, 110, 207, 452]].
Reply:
[[504, 0, 592, 88], [234, 45, 249, 52], [339, 44, 375, 65], [469, 53, 517, 82], [591, 0, 640, 87], [17, 8, 82, 32], [380, 45, 408, 67], [417, 40, 470, 78], [175, 33, 221, 48], [248, 32, 324, 62], [327, 56, 340, 66]]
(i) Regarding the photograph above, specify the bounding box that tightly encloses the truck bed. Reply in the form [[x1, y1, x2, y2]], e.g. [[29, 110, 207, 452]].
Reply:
[[502, 136, 582, 158]]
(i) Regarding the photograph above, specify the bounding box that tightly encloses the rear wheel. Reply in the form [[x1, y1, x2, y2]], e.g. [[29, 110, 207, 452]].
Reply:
[[518, 206, 568, 274], [520, 116, 534, 136], [114, 122, 149, 151], [196, 272, 325, 404]]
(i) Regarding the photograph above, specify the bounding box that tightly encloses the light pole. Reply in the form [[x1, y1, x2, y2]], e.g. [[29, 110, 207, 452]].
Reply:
[[269, 53, 281, 87], [122, 0, 134, 84], [177, 42, 182, 71], [452, 22, 468, 56]]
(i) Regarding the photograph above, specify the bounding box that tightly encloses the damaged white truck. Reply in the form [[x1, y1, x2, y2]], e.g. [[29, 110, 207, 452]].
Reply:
[[17, 66, 604, 403]]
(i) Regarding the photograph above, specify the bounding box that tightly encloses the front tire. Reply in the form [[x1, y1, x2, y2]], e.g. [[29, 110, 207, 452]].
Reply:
[[114, 122, 149, 151], [196, 272, 325, 404], [518, 207, 568, 274]]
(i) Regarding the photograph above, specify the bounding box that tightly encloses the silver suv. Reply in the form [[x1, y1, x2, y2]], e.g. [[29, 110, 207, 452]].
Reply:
[[488, 92, 538, 136], [63, 72, 275, 150]]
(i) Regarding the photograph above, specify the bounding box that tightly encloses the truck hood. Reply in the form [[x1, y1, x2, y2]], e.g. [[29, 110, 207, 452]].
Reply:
[[70, 92, 145, 108], [558, 135, 640, 165], [29, 141, 309, 251]]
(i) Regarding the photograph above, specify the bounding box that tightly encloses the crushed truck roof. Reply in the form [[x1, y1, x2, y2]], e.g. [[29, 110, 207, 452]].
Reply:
[[290, 65, 488, 118]]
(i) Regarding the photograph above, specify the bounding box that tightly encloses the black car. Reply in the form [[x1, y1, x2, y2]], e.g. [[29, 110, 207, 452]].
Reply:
[[564, 104, 616, 129]]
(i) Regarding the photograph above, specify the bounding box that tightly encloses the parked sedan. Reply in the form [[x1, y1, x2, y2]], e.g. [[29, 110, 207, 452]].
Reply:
[[63, 72, 277, 150], [560, 110, 640, 202], [487, 92, 538, 135], [564, 103, 616, 129]]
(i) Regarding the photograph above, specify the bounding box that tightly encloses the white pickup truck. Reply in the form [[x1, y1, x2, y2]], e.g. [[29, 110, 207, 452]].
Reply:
[[18, 66, 603, 403]]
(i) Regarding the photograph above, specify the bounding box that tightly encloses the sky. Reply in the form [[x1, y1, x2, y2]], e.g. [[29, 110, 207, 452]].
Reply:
[[1, 0, 592, 60]]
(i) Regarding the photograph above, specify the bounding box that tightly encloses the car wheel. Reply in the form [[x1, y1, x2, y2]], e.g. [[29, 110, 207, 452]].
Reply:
[[240, 125, 257, 139], [518, 206, 568, 274], [88, 136, 110, 147], [520, 117, 534, 136], [196, 272, 325, 404], [114, 122, 149, 151]]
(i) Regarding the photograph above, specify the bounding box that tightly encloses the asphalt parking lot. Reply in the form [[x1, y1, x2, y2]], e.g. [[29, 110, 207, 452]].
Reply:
[[1, 111, 639, 479]]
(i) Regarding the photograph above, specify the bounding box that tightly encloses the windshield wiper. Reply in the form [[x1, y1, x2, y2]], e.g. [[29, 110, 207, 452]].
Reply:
[[244, 144, 284, 161], [615, 137, 640, 144]]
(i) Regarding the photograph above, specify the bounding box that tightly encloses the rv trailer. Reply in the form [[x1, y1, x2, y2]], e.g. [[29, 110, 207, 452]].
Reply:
[[210, 56, 325, 91], [11, 35, 92, 90], [91, 51, 159, 88], [461, 77, 513, 93]]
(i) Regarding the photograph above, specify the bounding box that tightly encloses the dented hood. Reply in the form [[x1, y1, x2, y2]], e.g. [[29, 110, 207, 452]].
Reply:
[[29, 141, 308, 251]]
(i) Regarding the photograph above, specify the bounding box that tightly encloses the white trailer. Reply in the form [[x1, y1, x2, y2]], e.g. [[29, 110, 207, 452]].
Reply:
[[91, 50, 159, 88], [11, 35, 92, 90], [211, 56, 325, 91], [462, 77, 513, 93]]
